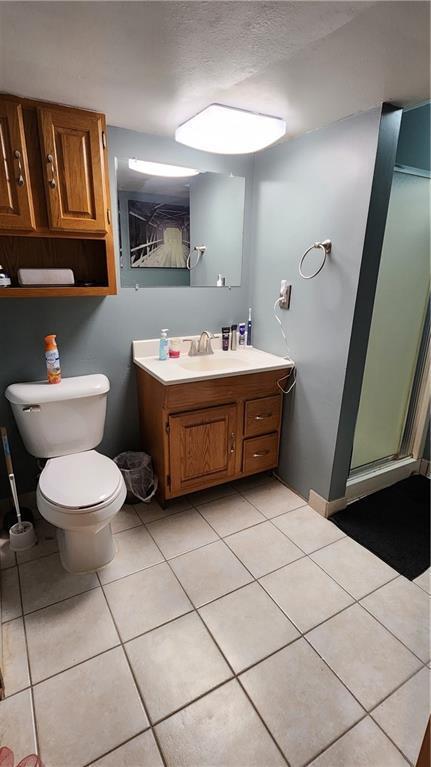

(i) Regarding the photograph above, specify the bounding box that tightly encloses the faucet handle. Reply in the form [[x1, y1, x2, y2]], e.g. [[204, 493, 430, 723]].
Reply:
[[188, 340, 198, 356]]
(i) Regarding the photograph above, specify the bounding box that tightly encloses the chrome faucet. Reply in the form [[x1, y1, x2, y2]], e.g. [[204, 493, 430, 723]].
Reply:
[[188, 330, 214, 356]]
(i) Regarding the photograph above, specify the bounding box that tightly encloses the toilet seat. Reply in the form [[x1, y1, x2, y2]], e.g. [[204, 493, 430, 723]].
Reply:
[[39, 450, 123, 511]]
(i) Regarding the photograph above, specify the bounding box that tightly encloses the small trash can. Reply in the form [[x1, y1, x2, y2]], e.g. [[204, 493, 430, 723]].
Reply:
[[114, 452, 158, 504]]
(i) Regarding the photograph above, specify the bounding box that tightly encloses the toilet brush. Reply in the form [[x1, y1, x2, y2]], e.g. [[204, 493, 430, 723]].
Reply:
[[1, 426, 36, 551]]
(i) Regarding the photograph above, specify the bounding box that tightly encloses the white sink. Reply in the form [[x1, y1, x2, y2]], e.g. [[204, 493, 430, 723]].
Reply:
[[179, 356, 248, 372], [132, 336, 293, 385]]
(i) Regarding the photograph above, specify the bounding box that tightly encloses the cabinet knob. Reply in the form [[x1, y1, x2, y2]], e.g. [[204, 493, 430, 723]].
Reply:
[[47, 154, 57, 189], [230, 432, 236, 454], [254, 413, 272, 420], [253, 450, 270, 458]]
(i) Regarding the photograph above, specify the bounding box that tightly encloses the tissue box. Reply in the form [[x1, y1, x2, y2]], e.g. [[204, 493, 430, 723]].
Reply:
[[18, 268, 75, 286]]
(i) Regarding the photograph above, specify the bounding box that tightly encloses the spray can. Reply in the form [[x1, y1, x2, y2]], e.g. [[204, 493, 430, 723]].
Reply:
[[45, 335, 61, 384]]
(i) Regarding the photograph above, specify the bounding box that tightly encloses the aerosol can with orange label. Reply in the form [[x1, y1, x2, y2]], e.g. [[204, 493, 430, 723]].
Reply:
[[44, 334, 61, 384]]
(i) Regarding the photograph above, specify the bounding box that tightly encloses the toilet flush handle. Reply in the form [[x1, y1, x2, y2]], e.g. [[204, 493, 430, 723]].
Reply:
[[22, 405, 41, 413]]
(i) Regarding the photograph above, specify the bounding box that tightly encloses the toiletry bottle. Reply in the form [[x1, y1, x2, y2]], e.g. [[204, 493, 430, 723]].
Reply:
[[159, 329, 169, 360], [44, 335, 61, 384], [247, 307, 252, 346], [230, 324, 238, 351], [238, 323, 246, 348], [222, 326, 230, 351]]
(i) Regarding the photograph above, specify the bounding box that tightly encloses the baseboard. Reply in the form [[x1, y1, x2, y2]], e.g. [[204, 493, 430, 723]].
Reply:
[[308, 489, 347, 518]]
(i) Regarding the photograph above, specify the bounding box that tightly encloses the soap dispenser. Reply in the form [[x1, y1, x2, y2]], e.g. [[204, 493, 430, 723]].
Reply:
[[159, 329, 169, 360]]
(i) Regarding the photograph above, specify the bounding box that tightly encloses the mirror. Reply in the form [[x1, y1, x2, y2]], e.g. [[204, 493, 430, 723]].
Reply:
[[116, 157, 245, 288]]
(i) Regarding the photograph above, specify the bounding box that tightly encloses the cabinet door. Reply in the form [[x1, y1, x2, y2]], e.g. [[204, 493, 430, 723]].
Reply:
[[38, 107, 107, 233], [169, 404, 237, 494], [0, 99, 35, 230]]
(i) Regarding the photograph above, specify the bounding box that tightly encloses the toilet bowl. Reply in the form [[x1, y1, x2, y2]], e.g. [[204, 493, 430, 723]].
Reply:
[[36, 450, 126, 573]]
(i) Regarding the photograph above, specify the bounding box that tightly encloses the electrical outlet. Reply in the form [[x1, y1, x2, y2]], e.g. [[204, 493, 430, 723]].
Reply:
[[279, 280, 291, 309]]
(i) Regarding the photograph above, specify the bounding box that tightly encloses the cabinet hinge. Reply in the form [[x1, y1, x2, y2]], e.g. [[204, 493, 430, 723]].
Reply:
[[167, 475, 171, 489], [107, 208, 111, 225], [102, 131, 107, 150], [165, 422, 170, 434]]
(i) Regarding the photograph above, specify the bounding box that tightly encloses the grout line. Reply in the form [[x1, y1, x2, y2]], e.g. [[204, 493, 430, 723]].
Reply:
[[14, 557, 41, 757]]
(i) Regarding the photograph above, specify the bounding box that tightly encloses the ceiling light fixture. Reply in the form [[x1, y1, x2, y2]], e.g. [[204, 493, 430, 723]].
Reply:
[[128, 159, 199, 177], [175, 104, 286, 154]]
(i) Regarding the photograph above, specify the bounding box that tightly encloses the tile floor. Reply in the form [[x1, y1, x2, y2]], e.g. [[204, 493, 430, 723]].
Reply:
[[0, 474, 429, 767]]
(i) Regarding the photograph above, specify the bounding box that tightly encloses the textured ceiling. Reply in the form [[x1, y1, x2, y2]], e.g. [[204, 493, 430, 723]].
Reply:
[[0, 1, 429, 141]]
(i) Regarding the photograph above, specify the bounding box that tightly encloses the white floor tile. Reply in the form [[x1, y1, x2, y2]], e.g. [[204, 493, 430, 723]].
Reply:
[[307, 604, 422, 710], [148, 508, 218, 559], [0, 536, 16, 569], [170, 540, 252, 607], [19, 553, 98, 613], [103, 562, 192, 641], [0, 690, 37, 762], [309, 717, 409, 766], [2, 617, 30, 696], [98, 525, 164, 584], [273, 506, 345, 553], [240, 478, 307, 519], [260, 557, 353, 633], [33, 647, 148, 767], [155, 679, 286, 767], [361, 576, 430, 662], [241, 639, 363, 767], [1, 565, 22, 622], [200, 582, 299, 672], [25, 588, 119, 683], [225, 521, 303, 578], [126, 612, 231, 721], [198, 495, 265, 537], [111, 504, 143, 533], [414, 567, 431, 594], [310, 537, 398, 599], [90, 731, 164, 767], [372, 667, 430, 764]]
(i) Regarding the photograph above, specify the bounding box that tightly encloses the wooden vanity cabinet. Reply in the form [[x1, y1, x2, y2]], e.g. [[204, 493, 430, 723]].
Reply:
[[136, 367, 289, 503], [0, 93, 116, 297]]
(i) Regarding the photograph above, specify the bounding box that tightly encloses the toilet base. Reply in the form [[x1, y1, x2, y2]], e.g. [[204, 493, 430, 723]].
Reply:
[[57, 524, 116, 574]]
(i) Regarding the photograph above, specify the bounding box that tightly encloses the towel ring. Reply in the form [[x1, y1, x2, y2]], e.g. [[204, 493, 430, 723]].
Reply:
[[299, 239, 332, 279]]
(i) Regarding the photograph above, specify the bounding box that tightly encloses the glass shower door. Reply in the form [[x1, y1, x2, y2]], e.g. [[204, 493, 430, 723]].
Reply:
[[351, 169, 430, 471]]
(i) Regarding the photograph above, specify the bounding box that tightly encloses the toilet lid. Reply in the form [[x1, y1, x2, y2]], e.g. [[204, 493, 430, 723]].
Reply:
[[39, 450, 123, 509]]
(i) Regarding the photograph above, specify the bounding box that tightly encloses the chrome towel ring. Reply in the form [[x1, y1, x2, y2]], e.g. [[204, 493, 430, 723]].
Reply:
[[299, 239, 332, 279]]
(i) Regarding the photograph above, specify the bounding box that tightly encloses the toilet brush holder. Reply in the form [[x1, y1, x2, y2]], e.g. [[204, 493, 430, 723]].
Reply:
[[9, 520, 37, 551]]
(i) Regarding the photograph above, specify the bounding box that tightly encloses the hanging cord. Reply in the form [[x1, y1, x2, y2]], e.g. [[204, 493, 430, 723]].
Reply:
[[273, 297, 297, 395], [186, 245, 206, 270]]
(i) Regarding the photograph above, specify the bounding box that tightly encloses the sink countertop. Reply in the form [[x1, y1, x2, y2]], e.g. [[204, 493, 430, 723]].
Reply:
[[132, 335, 294, 385]]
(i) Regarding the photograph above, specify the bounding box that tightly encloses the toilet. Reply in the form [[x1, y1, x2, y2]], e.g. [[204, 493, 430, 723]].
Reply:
[[5, 374, 126, 574]]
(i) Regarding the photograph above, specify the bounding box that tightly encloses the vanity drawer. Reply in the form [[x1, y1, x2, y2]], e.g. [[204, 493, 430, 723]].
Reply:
[[242, 433, 278, 473], [244, 395, 281, 437]]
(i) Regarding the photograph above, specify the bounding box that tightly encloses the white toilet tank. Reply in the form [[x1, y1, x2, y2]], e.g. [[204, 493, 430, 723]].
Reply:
[[5, 374, 110, 458]]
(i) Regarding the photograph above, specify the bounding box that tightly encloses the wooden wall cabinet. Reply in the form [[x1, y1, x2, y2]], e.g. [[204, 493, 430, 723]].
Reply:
[[136, 367, 289, 503], [0, 100, 34, 231], [0, 93, 116, 297]]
